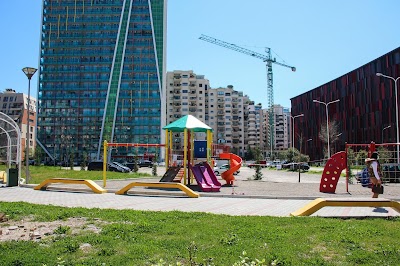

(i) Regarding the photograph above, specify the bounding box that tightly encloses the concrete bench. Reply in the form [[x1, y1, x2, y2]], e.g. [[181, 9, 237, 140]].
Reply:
[[291, 198, 400, 216], [34, 178, 107, 194], [115, 182, 199, 198], [0, 171, 6, 183]]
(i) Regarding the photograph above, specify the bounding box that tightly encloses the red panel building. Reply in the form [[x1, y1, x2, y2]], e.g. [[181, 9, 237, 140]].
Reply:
[[291, 47, 400, 161]]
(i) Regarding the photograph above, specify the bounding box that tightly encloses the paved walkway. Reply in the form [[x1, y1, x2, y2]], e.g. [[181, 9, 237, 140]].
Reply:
[[1, 168, 399, 217]]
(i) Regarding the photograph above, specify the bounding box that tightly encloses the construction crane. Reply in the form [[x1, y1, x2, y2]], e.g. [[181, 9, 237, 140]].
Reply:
[[198, 34, 296, 156]]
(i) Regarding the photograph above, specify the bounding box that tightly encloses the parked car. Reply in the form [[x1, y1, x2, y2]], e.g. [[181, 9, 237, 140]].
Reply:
[[112, 162, 131, 172], [214, 164, 239, 176], [88, 161, 128, 173], [247, 160, 268, 168], [137, 160, 154, 168], [282, 162, 310, 171], [382, 163, 400, 183]]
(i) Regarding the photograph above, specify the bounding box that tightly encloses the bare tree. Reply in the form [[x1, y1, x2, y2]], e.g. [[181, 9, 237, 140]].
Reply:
[[318, 120, 340, 158]]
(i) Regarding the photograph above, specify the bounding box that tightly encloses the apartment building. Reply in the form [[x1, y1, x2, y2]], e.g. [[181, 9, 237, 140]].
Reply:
[[166, 70, 209, 151], [0, 89, 36, 160], [274, 105, 291, 150], [207, 85, 248, 156], [37, 0, 167, 162], [291, 47, 400, 160]]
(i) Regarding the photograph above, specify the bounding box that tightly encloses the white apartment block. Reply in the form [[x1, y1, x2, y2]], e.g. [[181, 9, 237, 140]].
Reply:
[[261, 105, 291, 157], [207, 85, 247, 156], [166, 71, 209, 151], [0, 88, 37, 160], [274, 105, 291, 150]]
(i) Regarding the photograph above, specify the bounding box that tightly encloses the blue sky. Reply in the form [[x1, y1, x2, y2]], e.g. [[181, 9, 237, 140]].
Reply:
[[1, 0, 399, 108]]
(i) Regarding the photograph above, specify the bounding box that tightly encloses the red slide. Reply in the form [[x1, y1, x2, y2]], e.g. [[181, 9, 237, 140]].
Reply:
[[219, 153, 242, 185]]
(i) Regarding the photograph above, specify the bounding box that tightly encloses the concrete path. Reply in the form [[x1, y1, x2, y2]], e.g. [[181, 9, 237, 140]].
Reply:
[[0, 186, 399, 218]]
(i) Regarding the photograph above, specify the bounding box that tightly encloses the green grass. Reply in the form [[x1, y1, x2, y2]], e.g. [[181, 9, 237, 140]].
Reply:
[[0, 165, 153, 184], [0, 202, 399, 265]]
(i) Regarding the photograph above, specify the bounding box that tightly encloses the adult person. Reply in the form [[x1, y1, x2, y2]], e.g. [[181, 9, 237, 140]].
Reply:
[[365, 151, 383, 198]]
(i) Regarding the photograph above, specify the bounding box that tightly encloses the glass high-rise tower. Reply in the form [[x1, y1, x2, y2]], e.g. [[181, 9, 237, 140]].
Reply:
[[37, 0, 166, 162]]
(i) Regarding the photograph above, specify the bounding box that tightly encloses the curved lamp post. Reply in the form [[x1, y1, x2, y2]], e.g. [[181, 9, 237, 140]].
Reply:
[[313, 99, 340, 158], [382, 125, 391, 144], [22, 67, 37, 183], [376, 73, 400, 163]]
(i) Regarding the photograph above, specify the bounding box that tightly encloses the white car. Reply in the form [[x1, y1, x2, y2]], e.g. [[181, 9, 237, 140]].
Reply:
[[213, 164, 239, 176]]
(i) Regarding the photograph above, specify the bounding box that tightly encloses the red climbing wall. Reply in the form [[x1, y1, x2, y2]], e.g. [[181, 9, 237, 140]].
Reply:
[[319, 151, 347, 193]]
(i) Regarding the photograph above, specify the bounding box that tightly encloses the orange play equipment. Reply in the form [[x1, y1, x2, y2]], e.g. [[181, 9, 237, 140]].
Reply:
[[219, 153, 242, 185]]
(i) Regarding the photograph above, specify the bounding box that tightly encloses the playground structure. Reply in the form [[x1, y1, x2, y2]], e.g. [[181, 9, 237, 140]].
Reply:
[[219, 153, 242, 185], [163, 115, 242, 190], [0, 112, 22, 185], [319, 141, 400, 194]]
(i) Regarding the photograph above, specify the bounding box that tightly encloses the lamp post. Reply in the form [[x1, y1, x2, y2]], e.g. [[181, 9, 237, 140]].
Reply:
[[376, 73, 400, 163], [335, 133, 342, 153], [306, 138, 312, 156], [290, 114, 304, 160], [313, 99, 340, 158], [382, 125, 391, 144], [22, 67, 37, 183]]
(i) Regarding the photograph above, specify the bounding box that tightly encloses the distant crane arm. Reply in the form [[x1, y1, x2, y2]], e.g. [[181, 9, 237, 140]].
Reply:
[[270, 60, 296, 72], [199, 34, 268, 61], [199, 34, 296, 71]]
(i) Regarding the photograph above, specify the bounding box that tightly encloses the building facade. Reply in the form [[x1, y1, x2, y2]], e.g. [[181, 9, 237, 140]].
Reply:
[[37, 0, 166, 162], [0, 89, 36, 161], [274, 105, 291, 151], [207, 85, 247, 157], [291, 47, 400, 160], [166, 70, 209, 151]]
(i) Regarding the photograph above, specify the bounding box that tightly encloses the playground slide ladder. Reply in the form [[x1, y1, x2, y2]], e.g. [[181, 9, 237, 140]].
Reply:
[[173, 168, 185, 182]]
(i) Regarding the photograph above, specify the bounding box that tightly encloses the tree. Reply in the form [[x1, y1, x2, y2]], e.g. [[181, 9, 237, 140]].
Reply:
[[33, 146, 44, 166], [252, 147, 263, 180], [152, 153, 158, 176], [318, 120, 340, 158], [245, 145, 254, 161], [377, 146, 393, 164]]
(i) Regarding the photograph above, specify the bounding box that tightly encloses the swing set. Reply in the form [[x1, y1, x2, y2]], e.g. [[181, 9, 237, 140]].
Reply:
[[102, 140, 165, 187]]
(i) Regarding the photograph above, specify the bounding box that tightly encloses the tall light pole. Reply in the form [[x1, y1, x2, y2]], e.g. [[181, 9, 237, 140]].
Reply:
[[290, 114, 304, 160], [306, 138, 312, 156], [382, 125, 391, 144], [22, 67, 37, 183], [335, 133, 342, 153], [313, 99, 340, 158], [376, 73, 400, 163]]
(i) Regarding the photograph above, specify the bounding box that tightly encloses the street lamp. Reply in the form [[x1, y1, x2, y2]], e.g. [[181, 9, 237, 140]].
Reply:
[[290, 114, 304, 159], [335, 133, 342, 153], [382, 125, 391, 144], [313, 99, 340, 158], [22, 67, 37, 183], [306, 138, 312, 155], [376, 73, 400, 163]]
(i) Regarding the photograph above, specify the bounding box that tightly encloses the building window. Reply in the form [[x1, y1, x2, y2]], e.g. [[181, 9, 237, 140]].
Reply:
[[199, 84, 202, 87]]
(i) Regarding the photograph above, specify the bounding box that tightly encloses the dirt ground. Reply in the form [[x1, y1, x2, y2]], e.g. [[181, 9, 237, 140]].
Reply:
[[0, 213, 103, 242]]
